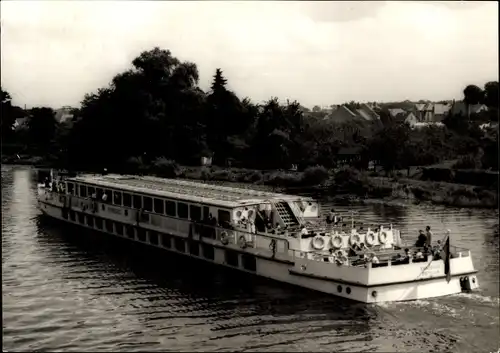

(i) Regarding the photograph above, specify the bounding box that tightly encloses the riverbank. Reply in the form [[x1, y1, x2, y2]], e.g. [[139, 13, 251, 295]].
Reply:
[[3, 155, 498, 209]]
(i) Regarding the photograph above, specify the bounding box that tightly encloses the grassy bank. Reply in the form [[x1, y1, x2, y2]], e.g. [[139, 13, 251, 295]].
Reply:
[[4, 154, 497, 209]]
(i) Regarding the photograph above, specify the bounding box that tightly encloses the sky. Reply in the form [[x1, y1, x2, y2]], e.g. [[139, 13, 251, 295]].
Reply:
[[1, 1, 498, 109]]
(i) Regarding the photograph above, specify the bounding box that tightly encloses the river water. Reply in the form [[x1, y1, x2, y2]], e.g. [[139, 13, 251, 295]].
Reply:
[[2, 165, 499, 352]]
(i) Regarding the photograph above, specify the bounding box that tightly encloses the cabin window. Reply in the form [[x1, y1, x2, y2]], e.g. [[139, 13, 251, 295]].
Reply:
[[178, 202, 188, 219], [86, 215, 94, 228], [88, 187, 96, 197], [79, 185, 87, 198], [190, 205, 202, 221], [115, 223, 124, 236], [137, 228, 146, 242], [154, 198, 164, 214], [105, 219, 113, 232], [242, 254, 257, 272], [95, 217, 103, 229], [165, 200, 176, 217], [189, 241, 200, 256], [218, 210, 231, 226], [174, 238, 186, 252], [126, 225, 134, 239], [69, 211, 76, 222], [225, 250, 239, 267], [143, 197, 153, 212], [160, 234, 171, 248], [149, 231, 159, 245], [113, 191, 122, 206], [96, 188, 103, 200], [132, 195, 142, 209], [67, 183, 74, 195], [77, 213, 85, 224], [123, 193, 132, 208], [202, 244, 215, 260]]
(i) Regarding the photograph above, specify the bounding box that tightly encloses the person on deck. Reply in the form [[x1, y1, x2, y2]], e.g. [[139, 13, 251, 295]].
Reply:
[[425, 226, 433, 247], [326, 209, 335, 225], [415, 230, 427, 247]]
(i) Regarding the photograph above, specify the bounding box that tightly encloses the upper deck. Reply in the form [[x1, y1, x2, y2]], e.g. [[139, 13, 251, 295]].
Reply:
[[68, 174, 314, 208]]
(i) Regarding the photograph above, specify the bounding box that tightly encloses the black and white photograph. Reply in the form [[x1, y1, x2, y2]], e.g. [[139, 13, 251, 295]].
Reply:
[[1, 1, 499, 352]]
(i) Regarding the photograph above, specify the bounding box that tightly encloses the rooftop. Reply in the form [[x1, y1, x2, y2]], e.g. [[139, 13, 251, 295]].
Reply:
[[69, 174, 312, 208]]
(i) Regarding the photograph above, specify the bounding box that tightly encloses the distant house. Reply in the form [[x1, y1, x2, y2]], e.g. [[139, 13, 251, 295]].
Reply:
[[355, 103, 380, 121], [325, 104, 379, 123], [403, 112, 419, 127], [324, 105, 362, 123], [388, 108, 406, 120], [12, 117, 28, 130], [422, 103, 451, 122], [55, 106, 74, 123], [449, 101, 488, 118]]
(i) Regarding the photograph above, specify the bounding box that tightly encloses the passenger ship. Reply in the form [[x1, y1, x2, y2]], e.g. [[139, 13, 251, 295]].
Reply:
[[37, 171, 479, 303]]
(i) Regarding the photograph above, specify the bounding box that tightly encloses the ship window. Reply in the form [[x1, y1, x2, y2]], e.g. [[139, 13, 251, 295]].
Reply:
[[113, 191, 122, 206], [218, 210, 231, 225], [123, 193, 132, 207], [143, 197, 153, 212], [77, 213, 85, 224], [165, 200, 176, 216], [189, 242, 200, 256], [178, 203, 188, 219], [88, 187, 95, 197], [132, 194, 142, 209], [105, 219, 113, 232], [86, 215, 94, 228], [225, 250, 239, 267], [174, 238, 185, 252], [202, 244, 214, 260], [67, 183, 74, 195], [161, 234, 171, 248], [69, 210, 76, 222], [242, 254, 257, 272], [126, 225, 134, 239], [190, 205, 201, 221], [115, 223, 124, 235], [79, 185, 87, 198], [137, 228, 146, 241], [149, 231, 159, 245], [95, 217, 103, 229], [96, 188, 103, 200], [154, 198, 164, 214]]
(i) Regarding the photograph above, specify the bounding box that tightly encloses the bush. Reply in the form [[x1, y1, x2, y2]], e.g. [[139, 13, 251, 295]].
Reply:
[[300, 165, 329, 186], [333, 167, 369, 194], [210, 169, 236, 182], [453, 155, 481, 170], [151, 157, 179, 178], [125, 156, 148, 174], [266, 171, 301, 187]]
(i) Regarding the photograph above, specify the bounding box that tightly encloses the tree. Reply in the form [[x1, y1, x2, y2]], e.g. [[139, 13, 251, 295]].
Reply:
[[463, 84, 484, 120], [210, 68, 227, 92], [27, 107, 57, 153], [484, 81, 499, 111], [312, 105, 321, 112]]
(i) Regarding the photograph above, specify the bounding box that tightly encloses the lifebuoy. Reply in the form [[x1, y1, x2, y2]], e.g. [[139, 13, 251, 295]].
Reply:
[[220, 231, 229, 245], [379, 231, 389, 244], [331, 234, 343, 249], [365, 231, 376, 246], [312, 235, 326, 250], [238, 235, 247, 249], [349, 233, 361, 246]]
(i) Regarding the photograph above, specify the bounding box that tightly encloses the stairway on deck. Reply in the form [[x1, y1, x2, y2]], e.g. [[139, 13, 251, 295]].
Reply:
[[274, 202, 300, 228]]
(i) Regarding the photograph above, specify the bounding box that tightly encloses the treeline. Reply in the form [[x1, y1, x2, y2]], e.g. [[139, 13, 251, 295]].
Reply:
[[1, 47, 498, 174]]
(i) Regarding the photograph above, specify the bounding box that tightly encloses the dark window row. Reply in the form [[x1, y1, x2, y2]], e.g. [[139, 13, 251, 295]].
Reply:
[[67, 182, 231, 222]]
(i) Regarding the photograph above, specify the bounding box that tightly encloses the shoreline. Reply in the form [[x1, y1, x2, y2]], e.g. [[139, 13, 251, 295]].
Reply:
[[3, 157, 498, 210]]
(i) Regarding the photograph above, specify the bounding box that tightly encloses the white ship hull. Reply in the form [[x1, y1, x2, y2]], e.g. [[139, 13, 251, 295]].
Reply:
[[38, 191, 479, 304]]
